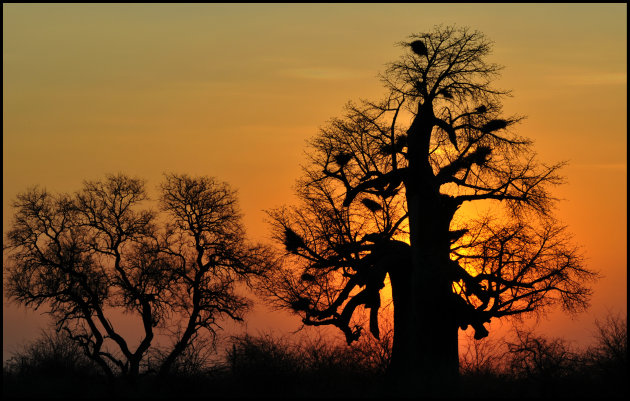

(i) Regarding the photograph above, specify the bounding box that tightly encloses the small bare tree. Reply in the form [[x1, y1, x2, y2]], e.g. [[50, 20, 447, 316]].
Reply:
[[584, 312, 628, 383], [459, 330, 508, 377], [4, 173, 271, 382]]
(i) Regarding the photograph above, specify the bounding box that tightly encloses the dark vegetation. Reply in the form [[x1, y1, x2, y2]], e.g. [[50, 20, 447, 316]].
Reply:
[[3, 314, 627, 398]]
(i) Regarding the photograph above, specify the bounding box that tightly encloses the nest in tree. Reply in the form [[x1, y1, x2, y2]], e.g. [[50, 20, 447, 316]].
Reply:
[[381, 183, 400, 198], [290, 297, 310, 312], [300, 272, 316, 282], [438, 88, 453, 99], [378, 143, 393, 155], [472, 146, 492, 165], [475, 105, 487, 113], [481, 119, 508, 133], [284, 227, 306, 253], [379, 135, 407, 155], [409, 40, 427, 56], [361, 198, 382, 212], [333, 152, 353, 167]]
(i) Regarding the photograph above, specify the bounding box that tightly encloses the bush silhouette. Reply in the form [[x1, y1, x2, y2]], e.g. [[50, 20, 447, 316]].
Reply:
[[3, 315, 626, 398], [223, 333, 387, 397], [3, 330, 103, 397]]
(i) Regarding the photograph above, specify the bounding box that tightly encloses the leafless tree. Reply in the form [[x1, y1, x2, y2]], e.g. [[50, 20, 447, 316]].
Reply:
[[584, 312, 628, 378], [258, 25, 597, 395], [4, 173, 271, 382], [506, 328, 578, 391], [459, 330, 508, 377], [155, 173, 272, 378]]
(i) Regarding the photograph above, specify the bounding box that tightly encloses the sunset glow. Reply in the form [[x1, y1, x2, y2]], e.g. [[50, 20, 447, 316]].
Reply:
[[3, 3, 626, 368]]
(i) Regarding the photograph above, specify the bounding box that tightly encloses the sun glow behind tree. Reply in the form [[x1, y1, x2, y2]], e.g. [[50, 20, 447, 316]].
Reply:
[[257, 26, 598, 396]]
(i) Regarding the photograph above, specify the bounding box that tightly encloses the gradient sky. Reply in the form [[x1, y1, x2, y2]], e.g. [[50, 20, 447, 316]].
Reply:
[[3, 3, 626, 359]]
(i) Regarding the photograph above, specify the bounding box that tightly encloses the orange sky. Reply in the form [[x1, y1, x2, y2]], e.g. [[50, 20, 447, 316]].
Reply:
[[3, 3, 626, 359]]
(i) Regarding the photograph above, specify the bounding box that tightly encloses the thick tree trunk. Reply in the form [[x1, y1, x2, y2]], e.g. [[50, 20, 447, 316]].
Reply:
[[389, 98, 460, 396], [387, 210, 460, 396], [387, 262, 415, 392], [387, 262, 413, 376]]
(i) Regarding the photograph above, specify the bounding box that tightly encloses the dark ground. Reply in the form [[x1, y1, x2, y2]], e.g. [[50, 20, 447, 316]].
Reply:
[[3, 326, 627, 399]]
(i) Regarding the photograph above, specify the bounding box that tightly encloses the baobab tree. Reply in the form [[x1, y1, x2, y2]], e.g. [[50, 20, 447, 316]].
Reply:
[[259, 26, 597, 395], [4, 173, 271, 382]]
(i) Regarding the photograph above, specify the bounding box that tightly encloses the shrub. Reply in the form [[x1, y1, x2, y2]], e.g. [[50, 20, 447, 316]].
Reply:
[[3, 329, 104, 397]]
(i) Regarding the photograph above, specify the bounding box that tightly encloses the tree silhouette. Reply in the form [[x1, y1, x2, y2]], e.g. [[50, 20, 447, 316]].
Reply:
[[259, 26, 597, 395], [4, 173, 270, 383]]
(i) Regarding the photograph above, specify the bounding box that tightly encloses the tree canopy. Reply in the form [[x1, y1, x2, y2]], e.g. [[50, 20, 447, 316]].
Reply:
[[258, 25, 597, 394]]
